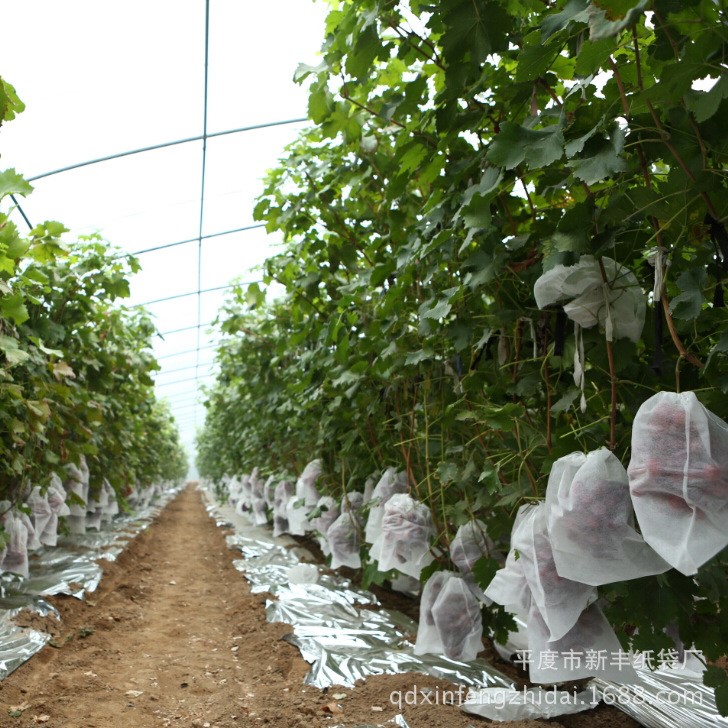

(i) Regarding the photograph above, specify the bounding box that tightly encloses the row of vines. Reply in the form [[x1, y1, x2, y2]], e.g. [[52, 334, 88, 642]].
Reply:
[[196, 0, 728, 709], [0, 78, 187, 514]]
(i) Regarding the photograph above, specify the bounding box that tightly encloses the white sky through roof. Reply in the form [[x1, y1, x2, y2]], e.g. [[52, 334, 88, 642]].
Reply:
[[0, 1, 328, 476]]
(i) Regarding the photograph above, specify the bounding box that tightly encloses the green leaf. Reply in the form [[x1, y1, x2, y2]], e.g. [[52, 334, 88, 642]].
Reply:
[[670, 268, 707, 320], [441, 0, 511, 65], [567, 125, 626, 184], [346, 24, 382, 80], [486, 122, 564, 170], [551, 387, 581, 413], [588, 0, 649, 40], [293, 61, 327, 84], [459, 167, 503, 230], [0, 293, 29, 325], [541, 0, 589, 41], [0, 335, 30, 366], [0, 78, 25, 124], [472, 555, 500, 588], [0, 169, 33, 200], [574, 37, 617, 77], [420, 298, 452, 321], [515, 37, 561, 83], [703, 666, 728, 717], [686, 75, 728, 124], [308, 84, 333, 124], [405, 348, 434, 365]]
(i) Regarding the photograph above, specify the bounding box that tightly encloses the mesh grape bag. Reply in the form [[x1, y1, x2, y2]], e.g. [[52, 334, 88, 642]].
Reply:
[[534, 255, 645, 343], [414, 571, 483, 662], [547, 449, 669, 585], [311, 496, 340, 555], [327, 511, 362, 569], [369, 493, 435, 579], [364, 467, 408, 544], [628, 391, 728, 575], [508, 503, 597, 642]]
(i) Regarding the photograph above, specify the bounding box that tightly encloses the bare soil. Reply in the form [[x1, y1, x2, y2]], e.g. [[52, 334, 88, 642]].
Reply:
[[0, 486, 641, 728]]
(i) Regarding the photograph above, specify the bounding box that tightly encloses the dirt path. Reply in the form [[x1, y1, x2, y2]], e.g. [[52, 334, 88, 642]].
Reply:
[[0, 486, 639, 728]]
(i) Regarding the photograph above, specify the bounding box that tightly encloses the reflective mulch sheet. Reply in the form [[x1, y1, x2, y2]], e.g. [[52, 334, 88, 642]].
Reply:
[[591, 671, 728, 728], [210, 492, 728, 728], [211, 505, 513, 692], [0, 485, 181, 681]]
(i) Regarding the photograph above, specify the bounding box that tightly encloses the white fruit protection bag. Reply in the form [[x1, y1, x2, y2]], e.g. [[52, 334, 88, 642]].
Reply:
[[101, 479, 119, 523], [296, 459, 322, 508], [263, 475, 277, 509], [514, 503, 597, 642], [272, 480, 294, 537], [1, 511, 30, 578], [527, 602, 637, 684], [484, 508, 533, 617], [310, 496, 340, 555], [326, 511, 362, 569], [450, 519, 497, 603], [547, 449, 669, 585], [486, 505, 636, 684], [252, 497, 269, 526], [534, 255, 645, 344], [369, 493, 435, 579], [65, 460, 89, 535], [27, 486, 53, 546], [628, 391, 728, 575], [450, 519, 495, 576], [414, 571, 483, 662], [43, 473, 71, 547], [364, 467, 408, 544], [285, 496, 309, 536], [343, 490, 364, 513], [239, 474, 253, 510]]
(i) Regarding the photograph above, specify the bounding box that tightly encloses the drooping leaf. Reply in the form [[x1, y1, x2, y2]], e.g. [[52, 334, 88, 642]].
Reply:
[[588, 0, 649, 40], [567, 125, 626, 184], [486, 122, 564, 170], [0, 169, 32, 200]]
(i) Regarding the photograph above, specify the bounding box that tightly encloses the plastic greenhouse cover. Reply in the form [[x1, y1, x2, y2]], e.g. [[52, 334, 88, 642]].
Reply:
[[208, 486, 728, 728], [0, 485, 181, 682]]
